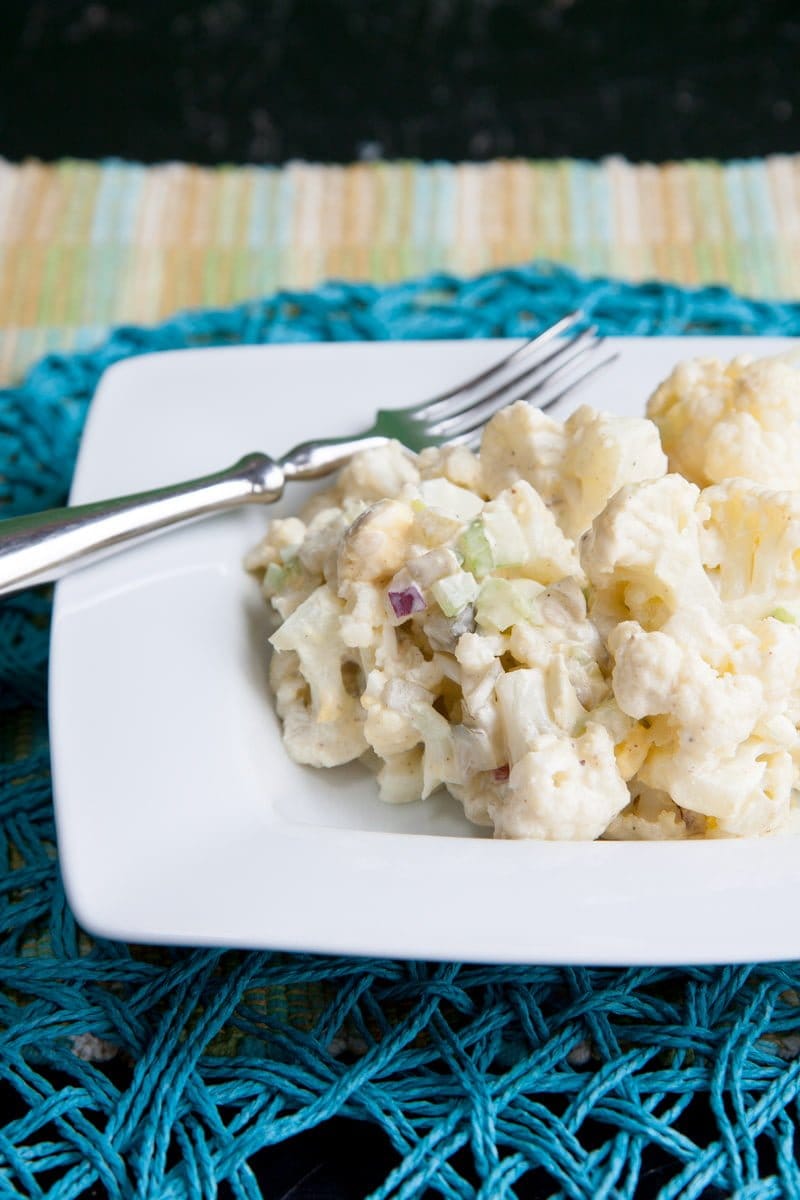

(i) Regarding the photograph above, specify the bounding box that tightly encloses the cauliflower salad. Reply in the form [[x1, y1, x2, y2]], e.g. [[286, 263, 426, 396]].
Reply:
[[246, 352, 800, 841]]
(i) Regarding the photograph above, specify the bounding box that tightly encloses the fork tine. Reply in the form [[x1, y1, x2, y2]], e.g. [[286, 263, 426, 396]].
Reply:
[[520, 349, 620, 411], [427, 327, 600, 439], [408, 310, 583, 420], [447, 347, 618, 450]]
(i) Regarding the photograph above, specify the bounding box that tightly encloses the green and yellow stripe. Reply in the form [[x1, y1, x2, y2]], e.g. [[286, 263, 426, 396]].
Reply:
[[2, 154, 800, 384]]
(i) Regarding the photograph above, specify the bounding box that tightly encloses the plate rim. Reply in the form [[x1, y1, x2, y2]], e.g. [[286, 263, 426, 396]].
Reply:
[[49, 334, 800, 965]]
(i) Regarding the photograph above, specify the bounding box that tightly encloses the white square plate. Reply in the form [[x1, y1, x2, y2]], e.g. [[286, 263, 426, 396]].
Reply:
[[50, 336, 800, 965]]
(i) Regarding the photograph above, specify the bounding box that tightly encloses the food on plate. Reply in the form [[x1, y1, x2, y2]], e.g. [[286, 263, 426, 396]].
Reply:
[[647, 353, 800, 489], [246, 352, 800, 840]]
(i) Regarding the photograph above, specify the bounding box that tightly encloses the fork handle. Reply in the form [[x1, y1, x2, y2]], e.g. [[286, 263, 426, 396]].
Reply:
[[0, 453, 285, 598]]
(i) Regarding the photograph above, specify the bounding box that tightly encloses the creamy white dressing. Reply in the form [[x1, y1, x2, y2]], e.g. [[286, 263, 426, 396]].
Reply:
[[248, 359, 800, 840]]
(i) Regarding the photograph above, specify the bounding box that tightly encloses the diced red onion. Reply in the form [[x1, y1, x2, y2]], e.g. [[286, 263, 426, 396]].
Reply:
[[388, 583, 427, 619], [492, 764, 510, 782]]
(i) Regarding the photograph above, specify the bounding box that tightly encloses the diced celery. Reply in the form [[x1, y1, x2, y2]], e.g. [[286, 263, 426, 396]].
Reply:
[[431, 571, 480, 617], [264, 562, 288, 593], [458, 520, 493, 578], [476, 577, 543, 632], [772, 607, 797, 624], [265, 556, 307, 596]]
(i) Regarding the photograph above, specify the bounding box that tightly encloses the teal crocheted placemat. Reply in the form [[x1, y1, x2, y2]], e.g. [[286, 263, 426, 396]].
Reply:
[[4, 262, 800, 1198]]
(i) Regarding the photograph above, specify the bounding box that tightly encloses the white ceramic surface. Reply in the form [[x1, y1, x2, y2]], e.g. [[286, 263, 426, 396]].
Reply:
[[49, 336, 800, 964]]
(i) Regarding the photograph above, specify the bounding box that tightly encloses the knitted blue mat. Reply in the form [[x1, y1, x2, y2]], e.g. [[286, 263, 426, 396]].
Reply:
[[4, 262, 800, 1199]]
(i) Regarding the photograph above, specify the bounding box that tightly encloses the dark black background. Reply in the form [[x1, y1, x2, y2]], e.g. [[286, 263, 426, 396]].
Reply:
[[1, 0, 800, 165], [1, 2, 796, 1197]]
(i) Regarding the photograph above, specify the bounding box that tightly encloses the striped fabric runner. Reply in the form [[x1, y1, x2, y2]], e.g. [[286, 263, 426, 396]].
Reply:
[[2, 154, 800, 383]]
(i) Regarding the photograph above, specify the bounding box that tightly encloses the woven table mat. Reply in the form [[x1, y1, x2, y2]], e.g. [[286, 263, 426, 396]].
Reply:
[[3, 259, 800, 1196], [4, 154, 800, 386]]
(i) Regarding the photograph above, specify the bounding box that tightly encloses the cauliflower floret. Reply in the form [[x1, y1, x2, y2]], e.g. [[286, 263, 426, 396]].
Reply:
[[377, 748, 424, 804], [538, 576, 587, 627], [412, 704, 461, 797], [336, 442, 420, 502], [655, 604, 742, 672], [643, 740, 794, 837], [586, 695, 653, 780], [491, 724, 628, 840], [361, 673, 423, 758], [448, 775, 502, 827], [455, 632, 504, 720], [254, 376, 800, 844], [698, 479, 800, 622], [243, 516, 307, 573], [409, 505, 465, 552], [558, 406, 668, 540], [269, 585, 367, 766], [480, 401, 567, 502], [337, 499, 414, 584], [495, 663, 587, 762], [298, 504, 361, 582], [339, 581, 386, 650], [269, 648, 367, 768], [753, 618, 800, 724], [417, 444, 483, 493], [506, 622, 554, 670], [603, 783, 701, 840], [479, 400, 667, 538], [414, 477, 484, 525], [607, 613, 800, 836], [610, 621, 763, 743], [581, 475, 721, 634], [484, 480, 582, 583], [362, 666, 462, 798], [451, 722, 502, 775], [647, 355, 800, 489], [456, 630, 504, 673], [505, 587, 605, 696], [359, 635, 463, 772], [608, 623, 685, 718]]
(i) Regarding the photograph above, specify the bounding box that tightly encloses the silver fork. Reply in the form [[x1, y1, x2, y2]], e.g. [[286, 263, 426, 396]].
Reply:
[[0, 313, 615, 597]]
